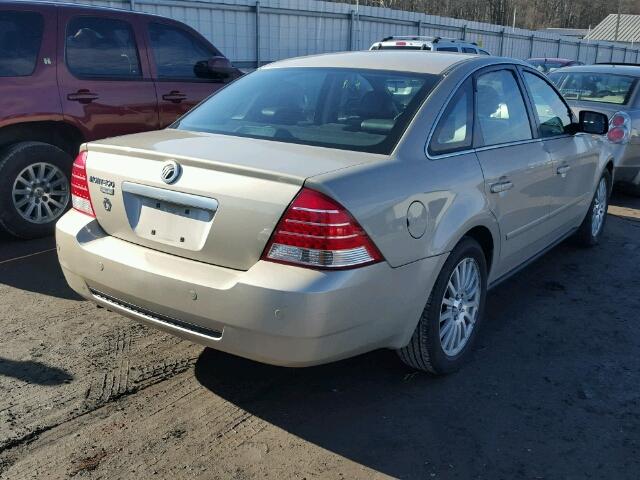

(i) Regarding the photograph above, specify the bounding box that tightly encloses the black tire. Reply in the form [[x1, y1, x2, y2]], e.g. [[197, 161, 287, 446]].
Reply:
[[573, 170, 611, 247], [0, 141, 73, 239], [397, 237, 488, 375]]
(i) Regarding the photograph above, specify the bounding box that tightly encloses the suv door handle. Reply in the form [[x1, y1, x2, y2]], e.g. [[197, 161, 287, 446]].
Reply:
[[557, 165, 571, 177], [162, 91, 187, 103], [67, 90, 99, 104], [490, 179, 514, 193]]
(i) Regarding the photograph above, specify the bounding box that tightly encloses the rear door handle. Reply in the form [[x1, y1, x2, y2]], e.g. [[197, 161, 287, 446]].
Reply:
[[490, 180, 514, 193], [162, 91, 187, 103], [67, 90, 99, 104], [557, 165, 571, 177]]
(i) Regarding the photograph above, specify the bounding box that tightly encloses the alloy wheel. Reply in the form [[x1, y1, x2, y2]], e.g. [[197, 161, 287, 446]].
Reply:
[[12, 162, 70, 224]]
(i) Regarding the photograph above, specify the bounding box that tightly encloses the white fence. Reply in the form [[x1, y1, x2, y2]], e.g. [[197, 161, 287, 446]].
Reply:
[[56, 0, 640, 68]]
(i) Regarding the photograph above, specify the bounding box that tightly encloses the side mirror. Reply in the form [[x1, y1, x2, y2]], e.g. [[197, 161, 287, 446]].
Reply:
[[578, 111, 608, 135], [194, 56, 243, 82]]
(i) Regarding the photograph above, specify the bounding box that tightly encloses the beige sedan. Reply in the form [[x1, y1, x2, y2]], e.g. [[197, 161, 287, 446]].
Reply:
[[57, 51, 612, 374]]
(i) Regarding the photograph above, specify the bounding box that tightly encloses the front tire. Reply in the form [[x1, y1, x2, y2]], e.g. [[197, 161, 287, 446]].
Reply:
[[397, 237, 488, 375], [0, 142, 72, 239], [574, 170, 610, 247]]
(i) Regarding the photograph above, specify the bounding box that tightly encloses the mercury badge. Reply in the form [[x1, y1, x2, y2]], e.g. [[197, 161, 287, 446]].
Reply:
[[161, 160, 182, 184]]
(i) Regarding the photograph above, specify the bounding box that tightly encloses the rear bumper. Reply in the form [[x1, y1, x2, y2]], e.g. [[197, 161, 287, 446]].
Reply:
[[56, 210, 446, 367]]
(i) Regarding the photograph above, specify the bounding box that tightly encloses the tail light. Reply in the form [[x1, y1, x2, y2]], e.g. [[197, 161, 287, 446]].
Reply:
[[70, 151, 95, 217], [607, 112, 631, 144], [262, 188, 383, 269]]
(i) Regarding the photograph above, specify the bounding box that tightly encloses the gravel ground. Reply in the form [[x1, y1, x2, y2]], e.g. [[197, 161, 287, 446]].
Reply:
[[0, 192, 639, 480]]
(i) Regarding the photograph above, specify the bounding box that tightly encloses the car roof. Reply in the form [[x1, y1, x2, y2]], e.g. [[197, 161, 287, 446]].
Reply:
[[263, 51, 494, 75], [527, 58, 573, 62], [4, 0, 162, 18], [552, 64, 640, 76]]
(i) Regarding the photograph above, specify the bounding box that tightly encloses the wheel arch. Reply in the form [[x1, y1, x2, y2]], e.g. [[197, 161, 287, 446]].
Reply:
[[0, 121, 85, 159]]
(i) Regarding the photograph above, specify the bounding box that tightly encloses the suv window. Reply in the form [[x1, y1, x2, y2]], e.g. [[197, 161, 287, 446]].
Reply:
[[66, 17, 141, 78], [148, 23, 217, 80], [429, 79, 473, 155], [462, 47, 477, 54], [437, 46, 459, 52], [0, 11, 44, 77], [523, 71, 572, 137], [476, 70, 532, 146]]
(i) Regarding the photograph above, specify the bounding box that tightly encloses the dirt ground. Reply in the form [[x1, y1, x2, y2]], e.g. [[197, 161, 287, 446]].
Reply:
[[0, 192, 639, 480]]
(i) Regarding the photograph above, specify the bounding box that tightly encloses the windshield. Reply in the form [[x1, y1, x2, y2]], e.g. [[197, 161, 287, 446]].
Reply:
[[174, 67, 440, 154], [552, 72, 637, 105]]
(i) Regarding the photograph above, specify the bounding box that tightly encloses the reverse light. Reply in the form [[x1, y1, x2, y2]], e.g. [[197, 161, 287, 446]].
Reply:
[[607, 112, 630, 144], [70, 151, 95, 217], [262, 188, 383, 269]]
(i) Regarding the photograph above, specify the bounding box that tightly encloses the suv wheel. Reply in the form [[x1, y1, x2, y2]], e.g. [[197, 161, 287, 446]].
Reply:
[[397, 237, 488, 374], [0, 142, 72, 239], [574, 170, 610, 247]]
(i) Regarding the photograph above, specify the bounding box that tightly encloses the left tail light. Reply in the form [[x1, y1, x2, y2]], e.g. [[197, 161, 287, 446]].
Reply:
[[607, 112, 631, 144], [70, 151, 95, 218], [261, 187, 383, 269]]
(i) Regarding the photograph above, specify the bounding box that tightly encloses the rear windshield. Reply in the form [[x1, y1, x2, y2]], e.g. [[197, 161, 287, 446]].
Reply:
[[175, 68, 440, 154], [0, 11, 44, 77], [528, 60, 566, 73], [553, 72, 637, 105]]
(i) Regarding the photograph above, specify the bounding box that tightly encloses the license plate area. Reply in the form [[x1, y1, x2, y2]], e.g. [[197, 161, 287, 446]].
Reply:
[[122, 183, 217, 251]]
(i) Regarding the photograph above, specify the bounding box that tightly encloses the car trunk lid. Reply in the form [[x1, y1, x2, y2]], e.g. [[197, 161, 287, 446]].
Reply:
[[84, 129, 381, 270]]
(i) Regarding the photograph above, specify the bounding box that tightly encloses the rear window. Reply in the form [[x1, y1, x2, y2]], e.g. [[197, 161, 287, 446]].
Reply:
[[175, 67, 440, 154], [0, 11, 44, 77], [555, 72, 637, 105]]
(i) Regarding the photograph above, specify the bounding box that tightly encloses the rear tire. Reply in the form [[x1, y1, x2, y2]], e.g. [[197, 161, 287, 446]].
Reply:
[[573, 170, 610, 247], [397, 237, 488, 375], [0, 142, 72, 239]]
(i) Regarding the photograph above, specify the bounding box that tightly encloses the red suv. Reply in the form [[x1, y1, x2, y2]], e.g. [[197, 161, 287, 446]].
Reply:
[[0, 1, 240, 238]]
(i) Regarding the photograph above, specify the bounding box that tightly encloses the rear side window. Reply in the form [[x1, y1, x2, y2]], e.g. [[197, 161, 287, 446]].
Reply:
[[0, 11, 44, 77], [148, 23, 217, 80], [429, 79, 473, 155], [475, 70, 532, 147], [66, 17, 141, 78], [437, 46, 459, 52], [522, 72, 572, 137], [462, 47, 477, 54]]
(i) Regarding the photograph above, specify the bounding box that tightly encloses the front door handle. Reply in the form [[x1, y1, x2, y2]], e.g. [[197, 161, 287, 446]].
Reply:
[[557, 164, 571, 177], [490, 179, 514, 194], [162, 91, 187, 103], [67, 90, 99, 104]]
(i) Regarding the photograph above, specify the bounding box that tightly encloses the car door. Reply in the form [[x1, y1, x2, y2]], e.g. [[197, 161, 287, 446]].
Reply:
[[57, 10, 159, 141], [521, 69, 599, 233], [472, 66, 556, 279], [145, 20, 227, 128]]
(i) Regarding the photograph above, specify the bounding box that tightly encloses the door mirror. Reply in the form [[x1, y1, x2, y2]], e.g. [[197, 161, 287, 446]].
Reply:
[[194, 56, 243, 82], [578, 111, 608, 135]]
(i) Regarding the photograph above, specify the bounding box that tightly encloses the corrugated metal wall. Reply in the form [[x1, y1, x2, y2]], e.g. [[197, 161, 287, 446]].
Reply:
[[55, 0, 640, 67]]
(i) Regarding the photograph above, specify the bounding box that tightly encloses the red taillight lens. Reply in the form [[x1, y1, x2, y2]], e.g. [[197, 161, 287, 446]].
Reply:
[[70, 151, 95, 217], [262, 188, 383, 269], [607, 126, 626, 143], [607, 112, 630, 144], [395, 41, 407, 46]]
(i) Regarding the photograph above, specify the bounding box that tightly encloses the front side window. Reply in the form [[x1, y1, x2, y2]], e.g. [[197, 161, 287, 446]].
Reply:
[[475, 70, 532, 146], [175, 68, 439, 154], [523, 71, 572, 137], [0, 11, 44, 77], [553, 72, 637, 105], [66, 16, 141, 78], [429, 79, 473, 155], [148, 23, 217, 80]]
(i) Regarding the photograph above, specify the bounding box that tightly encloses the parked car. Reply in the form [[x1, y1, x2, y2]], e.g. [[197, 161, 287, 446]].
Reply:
[[549, 64, 640, 195], [370, 36, 491, 55], [57, 51, 612, 374], [0, 1, 241, 239], [526, 57, 584, 74]]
